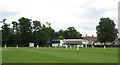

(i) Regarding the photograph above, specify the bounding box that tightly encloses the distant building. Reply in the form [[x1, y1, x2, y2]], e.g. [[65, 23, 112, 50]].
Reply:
[[52, 35, 119, 47], [64, 39, 88, 47], [113, 38, 120, 45], [83, 35, 119, 45], [52, 39, 88, 47], [83, 36, 99, 45], [52, 39, 61, 47], [83, 36, 97, 42]]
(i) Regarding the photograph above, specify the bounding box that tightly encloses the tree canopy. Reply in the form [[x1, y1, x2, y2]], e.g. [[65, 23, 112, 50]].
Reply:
[[1, 17, 82, 47], [96, 18, 118, 43]]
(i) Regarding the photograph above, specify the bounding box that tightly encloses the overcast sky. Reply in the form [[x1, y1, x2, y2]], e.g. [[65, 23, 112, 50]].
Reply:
[[0, 0, 119, 36]]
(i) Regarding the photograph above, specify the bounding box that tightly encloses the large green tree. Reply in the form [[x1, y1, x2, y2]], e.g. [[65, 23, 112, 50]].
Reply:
[[32, 21, 55, 46], [55, 27, 82, 39], [12, 21, 21, 46], [1, 19, 14, 46], [96, 18, 118, 49], [41, 25, 55, 46], [33, 20, 42, 31], [64, 27, 82, 39], [32, 20, 43, 46], [18, 17, 32, 46]]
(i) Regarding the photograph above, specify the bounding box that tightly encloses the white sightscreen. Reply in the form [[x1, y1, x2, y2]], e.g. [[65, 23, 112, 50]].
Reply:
[[29, 43, 34, 47]]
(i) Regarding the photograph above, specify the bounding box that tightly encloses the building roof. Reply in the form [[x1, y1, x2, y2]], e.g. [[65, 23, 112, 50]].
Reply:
[[84, 36, 119, 42], [114, 38, 120, 42], [65, 41, 82, 44], [83, 37, 97, 42]]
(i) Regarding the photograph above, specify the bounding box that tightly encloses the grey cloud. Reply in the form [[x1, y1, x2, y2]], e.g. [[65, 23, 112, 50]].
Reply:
[[84, 9, 107, 18], [75, 8, 108, 19], [82, 27, 95, 31], [1, 10, 19, 18], [75, 25, 95, 31]]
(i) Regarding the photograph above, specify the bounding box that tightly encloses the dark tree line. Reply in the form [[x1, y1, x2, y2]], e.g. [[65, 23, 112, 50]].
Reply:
[[1, 17, 82, 47]]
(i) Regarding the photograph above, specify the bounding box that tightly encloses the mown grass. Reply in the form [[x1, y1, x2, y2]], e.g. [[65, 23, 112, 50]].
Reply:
[[2, 47, 118, 63]]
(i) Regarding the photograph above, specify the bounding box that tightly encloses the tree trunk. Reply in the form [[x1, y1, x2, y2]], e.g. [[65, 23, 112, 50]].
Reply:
[[104, 43, 106, 49]]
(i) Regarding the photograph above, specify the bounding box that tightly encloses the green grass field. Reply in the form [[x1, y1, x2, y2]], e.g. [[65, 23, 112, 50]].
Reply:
[[2, 47, 118, 63]]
